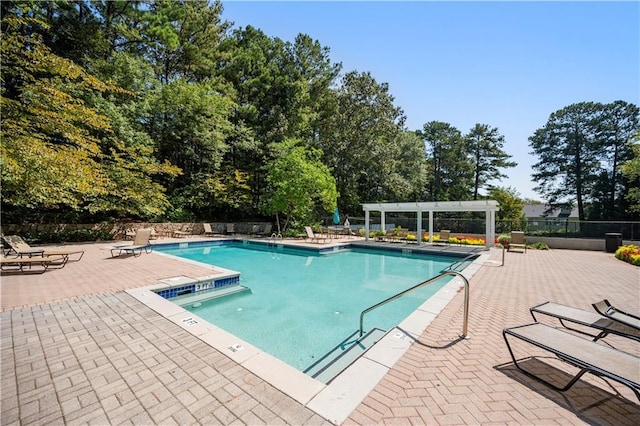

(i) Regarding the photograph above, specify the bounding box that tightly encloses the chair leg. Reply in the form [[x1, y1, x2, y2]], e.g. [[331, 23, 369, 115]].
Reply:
[[503, 330, 589, 393]]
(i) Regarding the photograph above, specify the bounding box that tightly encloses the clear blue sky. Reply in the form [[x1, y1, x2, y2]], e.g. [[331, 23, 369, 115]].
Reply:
[[220, 1, 640, 201]]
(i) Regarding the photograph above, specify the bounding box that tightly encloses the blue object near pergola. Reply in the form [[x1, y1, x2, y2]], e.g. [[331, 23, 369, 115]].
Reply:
[[361, 200, 499, 248]]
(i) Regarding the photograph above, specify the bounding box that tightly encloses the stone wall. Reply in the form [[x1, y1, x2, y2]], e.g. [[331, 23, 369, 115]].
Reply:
[[1, 222, 273, 240]]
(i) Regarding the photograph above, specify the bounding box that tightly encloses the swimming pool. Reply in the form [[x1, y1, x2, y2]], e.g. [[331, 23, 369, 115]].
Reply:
[[155, 241, 467, 373]]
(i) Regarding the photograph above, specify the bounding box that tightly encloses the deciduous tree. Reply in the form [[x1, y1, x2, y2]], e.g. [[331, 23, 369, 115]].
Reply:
[[263, 139, 337, 231], [1, 8, 178, 221]]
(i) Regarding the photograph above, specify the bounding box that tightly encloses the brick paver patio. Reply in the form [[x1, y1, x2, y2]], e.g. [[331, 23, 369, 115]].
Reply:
[[1, 238, 639, 425]]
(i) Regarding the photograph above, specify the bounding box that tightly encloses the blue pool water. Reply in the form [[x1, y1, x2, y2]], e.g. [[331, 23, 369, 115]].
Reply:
[[157, 242, 461, 371]]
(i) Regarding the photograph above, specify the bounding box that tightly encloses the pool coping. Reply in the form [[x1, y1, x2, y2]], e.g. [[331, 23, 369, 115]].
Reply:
[[126, 241, 492, 424]]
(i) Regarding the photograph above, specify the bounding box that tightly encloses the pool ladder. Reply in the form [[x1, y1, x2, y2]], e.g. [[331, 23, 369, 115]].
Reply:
[[359, 270, 470, 338], [268, 232, 283, 245]]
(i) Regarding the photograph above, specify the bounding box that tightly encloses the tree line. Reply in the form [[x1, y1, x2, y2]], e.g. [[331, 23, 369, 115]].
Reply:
[[1, 1, 638, 228]]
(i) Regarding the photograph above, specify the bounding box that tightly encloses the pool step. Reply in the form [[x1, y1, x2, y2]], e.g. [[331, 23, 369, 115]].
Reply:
[[303, 327, 388, 384], [174, 285, 250, 307]]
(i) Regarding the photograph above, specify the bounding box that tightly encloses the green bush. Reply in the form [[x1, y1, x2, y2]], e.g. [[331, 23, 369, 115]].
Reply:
[[22, 229, 114, 244], [496, 233, 511, 247], [529, 242, 550, 250]]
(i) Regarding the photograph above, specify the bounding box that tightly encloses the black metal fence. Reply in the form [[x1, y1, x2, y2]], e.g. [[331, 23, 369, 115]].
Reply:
[[343, 215, 640, 241]]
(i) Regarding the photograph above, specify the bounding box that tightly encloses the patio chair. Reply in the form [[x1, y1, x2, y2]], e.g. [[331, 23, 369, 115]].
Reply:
[[378, 229, 394, 242], [1, 254, 68, 273], [203, 223, 216, 236], [592, 299, 640, 331], [508, 231, 527, 253], [258, 223, 273, 237], [503, 322, 640, 399], [171, 225, 192, 238], [226, 223, 235, 235], [304, 226, 329, 244], [530, 301, 640, 342], [1, 235, 84, 261], [111, 228, 153, 257], [436, 230, 451, 246]]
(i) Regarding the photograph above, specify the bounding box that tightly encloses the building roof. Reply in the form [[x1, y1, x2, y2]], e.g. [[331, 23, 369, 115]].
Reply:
[[523, 204, 579, 218]]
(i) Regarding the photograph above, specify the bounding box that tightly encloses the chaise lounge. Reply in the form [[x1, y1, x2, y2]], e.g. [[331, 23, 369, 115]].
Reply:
[[203, 223, 216, 236], [304, 226, 329, 244], [503, 322, 640, 399], [2, 235, 85, 261], [111, 228, 154, 257], [592, 299, 640, 328], [1, 254, 68, 273], [530, 300, 640, 342]]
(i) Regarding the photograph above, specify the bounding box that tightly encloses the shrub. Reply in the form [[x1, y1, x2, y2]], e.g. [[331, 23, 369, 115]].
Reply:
[[451, 236, 486, 246], [615, 244, 640, 266], [22, 229, 114, 244], [496, 233, 511, 248], [529, 242, 550, 250]]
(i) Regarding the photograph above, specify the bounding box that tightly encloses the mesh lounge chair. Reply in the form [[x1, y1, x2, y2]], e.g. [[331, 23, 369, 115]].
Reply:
[[304, 226, 329, 244], [259, 223, 273, 237], [1, 254, 68, 273], [530, 301, 640, 342], [203, 223, 216, 236], [508, 231, 527, 253], [124, 228, 137, 240], [503, 322, 640, 399], [111, 228, 153, 257], [1, 235, 84, 261], [171, 226, 192, 238], [226, 223, 235, 235], [592, 299, 640, 331]]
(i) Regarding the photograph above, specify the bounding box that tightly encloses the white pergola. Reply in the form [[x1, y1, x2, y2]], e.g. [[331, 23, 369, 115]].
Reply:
[[362, 200, 499, 248]]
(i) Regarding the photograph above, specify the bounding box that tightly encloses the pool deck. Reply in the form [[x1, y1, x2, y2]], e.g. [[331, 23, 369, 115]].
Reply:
[[1, 236, 639, 425]]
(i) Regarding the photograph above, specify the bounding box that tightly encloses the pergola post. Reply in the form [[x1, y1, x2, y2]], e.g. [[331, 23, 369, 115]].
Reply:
[[486, 209, 495, 248], [365, 210, 370, 241], [417, 210, 422, 246], [428, 210, 434, 243]]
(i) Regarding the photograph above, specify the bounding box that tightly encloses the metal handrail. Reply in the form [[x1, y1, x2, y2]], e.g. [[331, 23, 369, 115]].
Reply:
[[269, 232, 283, 245], [359, 271, 470, 338], [443, 252, 479, 272]]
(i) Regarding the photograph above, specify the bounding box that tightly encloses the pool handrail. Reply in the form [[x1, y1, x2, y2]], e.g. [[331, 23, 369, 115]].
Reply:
[[359, 270, 470, 338], [442, 252, 479, 272]]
